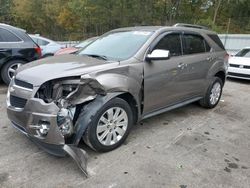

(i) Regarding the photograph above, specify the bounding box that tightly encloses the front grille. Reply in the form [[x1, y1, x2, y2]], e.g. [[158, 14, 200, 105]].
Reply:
[[14, 79, 33, 89], [244, 65, 250, 69], [229, 64, 250, 69], [10, 95, 27, 108], [228, 72, 250, 79]]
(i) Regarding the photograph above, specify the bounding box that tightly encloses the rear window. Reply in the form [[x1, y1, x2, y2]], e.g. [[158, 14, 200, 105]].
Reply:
[[0, 28, 22, 42], [208, 34, 225, 50], [37, 38, 49, 46], [31, 37, 49, 46]]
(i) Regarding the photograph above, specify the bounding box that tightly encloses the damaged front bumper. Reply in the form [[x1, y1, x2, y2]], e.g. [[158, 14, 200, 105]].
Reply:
[[7, 87, 88, 176]]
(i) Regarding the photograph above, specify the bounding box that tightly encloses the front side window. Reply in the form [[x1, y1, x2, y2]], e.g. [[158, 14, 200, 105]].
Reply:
[[79, 31, 153, 61], [183, 34, 206, 55], [153, 33, 182, 56], [0, 28, 22, 42]]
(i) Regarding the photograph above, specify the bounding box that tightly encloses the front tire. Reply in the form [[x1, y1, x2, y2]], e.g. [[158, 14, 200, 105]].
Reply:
[[199, 77, 223, 108], [83, 97, 133, 152]]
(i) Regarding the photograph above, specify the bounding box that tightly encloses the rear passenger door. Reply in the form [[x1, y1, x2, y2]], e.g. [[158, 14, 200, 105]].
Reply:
[[179, 32, 212, 97]]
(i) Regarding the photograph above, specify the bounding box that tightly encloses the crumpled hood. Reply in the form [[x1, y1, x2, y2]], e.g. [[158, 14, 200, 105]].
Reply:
[[16, 54, 119, 86]]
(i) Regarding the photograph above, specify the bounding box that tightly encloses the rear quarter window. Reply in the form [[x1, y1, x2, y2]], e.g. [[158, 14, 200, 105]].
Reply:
[[0, 28, 22, 42], [208, 34, 225, 50]]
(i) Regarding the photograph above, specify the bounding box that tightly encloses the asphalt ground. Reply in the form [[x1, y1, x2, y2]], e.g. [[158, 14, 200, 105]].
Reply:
[[0, 78, 249, 188]]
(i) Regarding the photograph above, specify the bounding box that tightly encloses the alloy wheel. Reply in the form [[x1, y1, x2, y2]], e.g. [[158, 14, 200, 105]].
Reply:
[[96, 107, 128, 146], [8, 63, 22, 80], [209, 82, 221, 105]]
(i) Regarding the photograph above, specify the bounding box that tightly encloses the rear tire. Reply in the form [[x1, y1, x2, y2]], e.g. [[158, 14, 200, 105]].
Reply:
[[1, 60, 25, 85], [199, 77, 223, 108], [83, 97, 133, 152]]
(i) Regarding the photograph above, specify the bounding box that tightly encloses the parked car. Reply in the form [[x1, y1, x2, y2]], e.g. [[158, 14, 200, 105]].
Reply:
[[0, 23, 41, 84], [228, 47, 250, 80], [6, 24, 227, 174], [54, 37, 98, 55], [29, 34, 64, 57]]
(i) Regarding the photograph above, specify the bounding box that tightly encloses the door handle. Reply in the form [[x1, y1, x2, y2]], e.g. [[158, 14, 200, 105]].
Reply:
[[178, 63, 187, 69], [206, 57, 213, 61]]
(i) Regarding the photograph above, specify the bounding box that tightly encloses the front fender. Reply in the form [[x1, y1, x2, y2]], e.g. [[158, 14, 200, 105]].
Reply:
[[72, 93, 124, 145]]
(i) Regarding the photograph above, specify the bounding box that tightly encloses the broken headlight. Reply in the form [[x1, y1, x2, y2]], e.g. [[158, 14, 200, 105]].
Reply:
[[35, 78, 81, 137], [35, 78, 81, 105], [57, 107, 75, 137]]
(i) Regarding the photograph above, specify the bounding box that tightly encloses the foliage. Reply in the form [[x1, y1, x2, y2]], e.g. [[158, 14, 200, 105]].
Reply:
[[0, 0, 249, 40]]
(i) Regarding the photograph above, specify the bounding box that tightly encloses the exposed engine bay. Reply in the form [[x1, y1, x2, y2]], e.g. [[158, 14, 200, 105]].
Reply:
[[34, 76, 106, 139]]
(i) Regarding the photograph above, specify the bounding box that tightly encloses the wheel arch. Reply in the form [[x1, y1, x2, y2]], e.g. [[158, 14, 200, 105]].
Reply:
[[116, 92, 139, 125], [72, 91, 139, 146], [214, 71, 226, 86], [206, 58, 227, 87]]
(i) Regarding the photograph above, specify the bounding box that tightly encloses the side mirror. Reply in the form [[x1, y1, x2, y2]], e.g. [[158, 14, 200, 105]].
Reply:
[[146, 49, 170, 61]]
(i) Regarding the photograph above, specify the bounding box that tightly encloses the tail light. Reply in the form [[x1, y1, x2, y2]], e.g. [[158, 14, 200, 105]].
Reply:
[[224, 53, 229, 61], [35, 46, 42, 58]]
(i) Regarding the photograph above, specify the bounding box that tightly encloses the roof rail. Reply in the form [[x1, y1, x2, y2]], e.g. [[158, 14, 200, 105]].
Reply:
[[0, 23, 26, 32], [173, 23, 209, 30]]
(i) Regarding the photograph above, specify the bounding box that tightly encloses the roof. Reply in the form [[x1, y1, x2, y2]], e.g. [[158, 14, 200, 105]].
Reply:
[[0, 23, 26, 33], [29, 34, 55, 43]]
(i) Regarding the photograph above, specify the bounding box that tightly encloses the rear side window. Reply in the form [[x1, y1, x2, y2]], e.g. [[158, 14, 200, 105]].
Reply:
[[0, 28, 22, 42], [37, 39, 49, 46], [31, 37, 49, 46], [154, 33, 182, 56], [183, 34, 207, 54], [208, 34, 225, 50]]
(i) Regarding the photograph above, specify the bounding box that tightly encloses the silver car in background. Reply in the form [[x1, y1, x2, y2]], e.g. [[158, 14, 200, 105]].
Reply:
[[29, 34, 65, 57]]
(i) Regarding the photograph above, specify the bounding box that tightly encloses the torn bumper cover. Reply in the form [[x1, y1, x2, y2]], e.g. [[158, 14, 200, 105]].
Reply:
[[7, 96, 88, 175]]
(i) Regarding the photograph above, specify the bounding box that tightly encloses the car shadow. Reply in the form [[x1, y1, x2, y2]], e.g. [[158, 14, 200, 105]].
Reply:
[[227, 77, 250, 85]]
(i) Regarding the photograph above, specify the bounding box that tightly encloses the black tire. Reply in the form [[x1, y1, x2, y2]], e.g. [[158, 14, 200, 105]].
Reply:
[[199, 77, 223, 108], [83, 97, 133, 152], [1, 60, 26, 85]]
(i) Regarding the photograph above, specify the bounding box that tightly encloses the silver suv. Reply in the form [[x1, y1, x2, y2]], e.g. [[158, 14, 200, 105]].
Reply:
[[6, 24, 228, 174]]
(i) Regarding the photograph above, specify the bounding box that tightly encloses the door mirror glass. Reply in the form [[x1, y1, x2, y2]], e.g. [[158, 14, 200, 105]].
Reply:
[[146, 49, 170, 60]]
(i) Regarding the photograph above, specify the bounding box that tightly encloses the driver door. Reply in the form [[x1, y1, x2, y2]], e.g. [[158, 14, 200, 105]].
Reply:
[[143, 32, 188, 114]]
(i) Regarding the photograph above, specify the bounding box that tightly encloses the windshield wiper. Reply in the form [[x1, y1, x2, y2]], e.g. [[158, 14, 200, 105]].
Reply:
[[85, 54, 108, 61]]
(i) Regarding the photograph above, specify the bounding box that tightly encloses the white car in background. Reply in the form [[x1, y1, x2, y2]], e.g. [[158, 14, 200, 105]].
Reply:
[[29, 34, 65, 57], [228, 47, 250, 80]]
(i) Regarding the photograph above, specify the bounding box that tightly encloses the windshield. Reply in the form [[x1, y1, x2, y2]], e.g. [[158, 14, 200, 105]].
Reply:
[[78, 31, 153, 61], [235, 48, 250, 57], [75, 38, 95, 48]]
